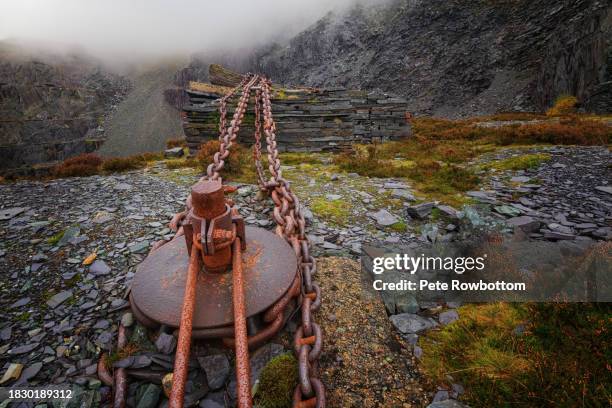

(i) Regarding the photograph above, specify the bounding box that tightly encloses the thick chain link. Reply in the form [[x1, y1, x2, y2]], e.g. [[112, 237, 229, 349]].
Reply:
[[257, 78, 325, 408], [207, 74, 258, 181], [208, 75, 325, 408]]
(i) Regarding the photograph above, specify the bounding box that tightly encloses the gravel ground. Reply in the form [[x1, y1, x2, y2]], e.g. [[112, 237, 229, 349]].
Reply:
[[317, 257, 428, 407]]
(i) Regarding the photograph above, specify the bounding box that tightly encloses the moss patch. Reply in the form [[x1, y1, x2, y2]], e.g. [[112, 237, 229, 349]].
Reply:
[[482, 153, 551, 171], [310, 198, 350, 225], [47, 230, 65, 245], [254, 353, 298, 408]]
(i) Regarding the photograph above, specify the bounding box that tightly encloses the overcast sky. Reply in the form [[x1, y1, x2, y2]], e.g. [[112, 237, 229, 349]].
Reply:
[[0, 0, 366, 60]]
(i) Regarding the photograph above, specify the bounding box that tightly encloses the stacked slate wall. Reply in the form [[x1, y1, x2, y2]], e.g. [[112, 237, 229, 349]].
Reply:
[[182, 87, 411, 152]]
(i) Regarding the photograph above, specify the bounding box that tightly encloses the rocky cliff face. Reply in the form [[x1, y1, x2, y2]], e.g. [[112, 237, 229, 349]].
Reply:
[[252, 0, 612, 117], [0, 43, 130, 173]]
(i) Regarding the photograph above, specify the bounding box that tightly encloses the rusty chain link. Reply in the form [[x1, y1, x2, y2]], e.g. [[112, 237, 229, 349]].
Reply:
[[207, 74, 258, 181], [207, 74, 325, 408], [257, 78, 325, 408]]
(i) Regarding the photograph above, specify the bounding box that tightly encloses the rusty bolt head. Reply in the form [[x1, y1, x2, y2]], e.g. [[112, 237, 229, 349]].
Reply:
[[191, 180, 226, 219]]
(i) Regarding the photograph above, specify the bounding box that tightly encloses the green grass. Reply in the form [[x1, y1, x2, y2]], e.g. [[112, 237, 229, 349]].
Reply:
[[419, 303, 611, 407], [482, 153, 551, 171], [280, 152, 324, 166], [310, 197, 350, 225], [389, 221, 408, 233]]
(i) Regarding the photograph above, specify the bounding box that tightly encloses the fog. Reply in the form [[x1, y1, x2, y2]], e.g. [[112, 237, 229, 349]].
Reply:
[[0, 0, 370, 63]]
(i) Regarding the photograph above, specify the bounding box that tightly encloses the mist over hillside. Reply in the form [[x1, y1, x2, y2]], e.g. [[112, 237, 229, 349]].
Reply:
[[251, 0, 612, 117]]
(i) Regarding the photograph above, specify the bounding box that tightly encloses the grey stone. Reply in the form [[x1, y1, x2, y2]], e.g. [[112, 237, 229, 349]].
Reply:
[[46, 290, 73, 309], [511, 176, 531, 183], [406, 202, 435, 219], [0, 207, 27, 221], [506, 216, 540, 233], [396, 296, 420, 314], [57, 226, 80, 246], [467, 191, 497, 204], [436, 205, 460, 219], [198, 354, 230, 390], [494, 205, 521, 217], [595, 186, 612, 195], [384, 182, 409, 189], [391, 189, 415, 201], [0, 327, 12, 341], [136, 384, 161, 408], [390, 314, 437, 334], [426, 400, 469, 408], [10, 297, 31, 309], [325, 194, 342, 201], [155, 332, 177, 354], [9, 343, 39, 355], [433, 390, 450, 402], [93, 319, 110, 330], [121, 312, 134, 328], [89, 260, 111, 276], [544, 230, 575, 240], [115, 183, 133, 191], [129, 241, 150, 254], [370, 209, 399, 227], [439, 310, 459, 325], [92, 211, 114, 224], [421, 223, 439, 243], [164, 147, 184, 158]]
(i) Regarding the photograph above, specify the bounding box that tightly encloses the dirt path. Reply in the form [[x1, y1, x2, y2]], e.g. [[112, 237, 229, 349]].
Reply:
[[317, 257, 429, 407]]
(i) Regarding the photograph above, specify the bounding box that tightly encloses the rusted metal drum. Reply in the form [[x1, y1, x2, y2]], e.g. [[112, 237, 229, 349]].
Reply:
[[129, 226, 297, 334]]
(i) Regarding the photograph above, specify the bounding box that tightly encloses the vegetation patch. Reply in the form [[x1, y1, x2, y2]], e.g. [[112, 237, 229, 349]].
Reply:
[[47, 230, 65, 245], [419, 302, 611, 407], [101, 156, 146, 172], [195, 140, 256, 183], [546, 95, 578, 117], [280, 152, 324, 166], [389, 221, 408, 233], [254, 353, 298, 408], [52, 153, 104, 178], [411, 116, 610, 146], [165, 158, 197, 169], [310, 197, 350, 225], [482, 153, 551, 171], [166, 137, 186, 149]]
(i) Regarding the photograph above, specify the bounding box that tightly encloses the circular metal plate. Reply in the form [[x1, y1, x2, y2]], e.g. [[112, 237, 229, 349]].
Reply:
[[130, 226, 297, 329]]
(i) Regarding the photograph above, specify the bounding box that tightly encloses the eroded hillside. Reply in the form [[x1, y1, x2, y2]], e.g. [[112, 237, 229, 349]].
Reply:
[[252, 0, 612, 117]]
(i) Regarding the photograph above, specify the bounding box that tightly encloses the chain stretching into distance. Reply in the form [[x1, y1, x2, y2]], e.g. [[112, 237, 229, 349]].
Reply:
[[208, 75, 325, 408]]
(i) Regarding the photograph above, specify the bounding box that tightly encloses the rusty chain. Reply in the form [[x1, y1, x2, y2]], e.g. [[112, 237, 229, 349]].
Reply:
[[207, 74, 258, 181], [207, 74, 325, 408], [257, 78, 325, 408]]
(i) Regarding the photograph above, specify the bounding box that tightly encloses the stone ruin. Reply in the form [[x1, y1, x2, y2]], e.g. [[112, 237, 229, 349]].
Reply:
[[182, 65, 412, 152]]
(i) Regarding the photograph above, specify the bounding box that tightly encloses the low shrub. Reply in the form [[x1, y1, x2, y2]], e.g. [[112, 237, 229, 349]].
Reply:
[[166, 137, 186, 149], [546, 95, 578, 117], [52, 153, 103, 178], [420, 302, 611, 407], [333, 145, 411, 178], [195, 140, 254, 181], [101, 156, 146, 172], [165, 158, 197, 169]]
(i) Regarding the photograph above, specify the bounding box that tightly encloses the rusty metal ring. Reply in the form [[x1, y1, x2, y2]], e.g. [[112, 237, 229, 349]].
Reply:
[[309, 284, 321, 312], [301, 297, 312, 337], [298, 345, 314, 398]]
